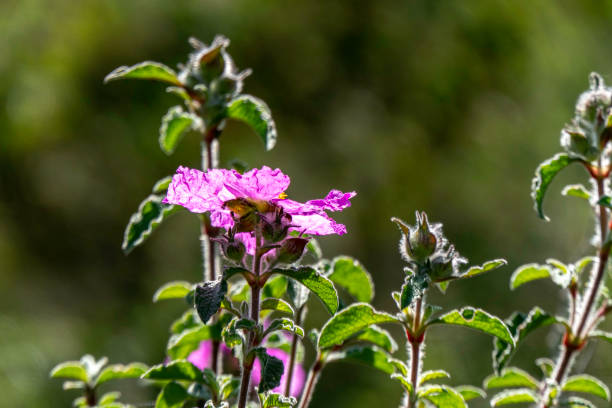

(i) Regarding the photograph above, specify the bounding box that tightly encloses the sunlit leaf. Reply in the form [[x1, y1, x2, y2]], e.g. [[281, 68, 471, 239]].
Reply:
[[227, 95, 277, 150], [531, 153, 579, 220], [490, 389, 537, 406], [484, 367, 538, 389], [272, 267, 338, 314], [430, 307, 514, 344], [328, 256, 374, 302], [159, 106, 201, 155], [104, 62, 181, 86], [327, 346, 395, 374], [153, 281, 193, 302], [562, 374, 610, 400]]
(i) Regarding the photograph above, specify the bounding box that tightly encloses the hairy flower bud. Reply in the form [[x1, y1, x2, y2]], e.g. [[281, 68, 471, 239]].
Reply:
[[222, 239, 246, 263], [560, 126, 599, 161], [262, 207, 292, 244], [392, 212, 437, 264], [575, 73, 612, 123], [276, 237, 309, 264]]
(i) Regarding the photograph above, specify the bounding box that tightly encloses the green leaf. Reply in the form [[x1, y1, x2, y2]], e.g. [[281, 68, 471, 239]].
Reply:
[[152, 176, 173, 193], [419, 370, 451, 385], [455, 386, 486, 401], [328, 256, 374, 303], [400, 273, 429, 309], [598, 195, 612, 208], [390, 374, 413, 393], [195, 279, 228, 324], [99, 391, 121, 405], [95, 363, 148, 386], [167, 325, 214, 360], [104, 62, 181, 86], [254, 348, 284, 393], [262, 393, 297, 408], [159, 106, 201, 155], [80, 355, 108, 379], [287, 278, 310, 310], [560, 396, 597, 408], [327, 346, 395, 374], [351, 326, 397, 353], [484, 367, 538, 389], [220, 376, 240, 400], [142, 360, 204, 382], [418, 385, 467, 408], [262, 275, 288, 299], [510, 264, 552, 289], [227, 95, 277, 150], [50, 361, 88, 383], [261, 298, 294, 315], [535, 358, 554, 377], [492, 307, 558, 373], [562, 184, 591, 200], [318, 303, 398, 349], [463, 259, 507, 278], [490, 389, 537, 406], [155, 382, 189, 408], [431, 307, 514, 344], [264, 318, 304, 338], [590, 330, 612, 344], [272, 267, 338, 314], [563, 374, 610, 400], [170, 309, 200, 334], [531, 153, 579, 221], [153, 281, 193, 302], [122, 194, 181, 253]]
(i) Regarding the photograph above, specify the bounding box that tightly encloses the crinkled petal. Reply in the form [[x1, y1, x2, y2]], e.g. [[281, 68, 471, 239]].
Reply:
[[164, 167, 231, 213], [224, 166, 290, 201], [290, 213, 347, 235], [305, 190, 356, 212]]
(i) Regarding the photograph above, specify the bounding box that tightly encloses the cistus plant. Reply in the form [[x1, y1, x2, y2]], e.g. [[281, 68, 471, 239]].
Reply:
[[313, 212, 509, 408], [484, 73, 612, 408]]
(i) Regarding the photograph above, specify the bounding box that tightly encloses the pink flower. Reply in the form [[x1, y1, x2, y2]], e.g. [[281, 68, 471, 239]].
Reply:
[[251, 348, 306, 398], [187, 340, 234, 371], [164, 166, 355, 251]]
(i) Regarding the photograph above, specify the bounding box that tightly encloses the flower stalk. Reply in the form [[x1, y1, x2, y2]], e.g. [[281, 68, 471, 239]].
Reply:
[[285, 305, 305, 397], [298, 353, 324, 408]]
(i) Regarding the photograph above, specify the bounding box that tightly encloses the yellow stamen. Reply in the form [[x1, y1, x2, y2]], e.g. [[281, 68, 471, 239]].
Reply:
[[278, 192, 288, 199]]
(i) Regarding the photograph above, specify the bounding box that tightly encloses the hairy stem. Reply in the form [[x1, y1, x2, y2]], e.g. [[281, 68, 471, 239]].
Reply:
[[201, 130, 222, 374], [237, 240, 263, 408], [540, 169, 610, 408], [407, 297, 424, 408], [298, 353, 324, 408], [284, 305, 305, 397]]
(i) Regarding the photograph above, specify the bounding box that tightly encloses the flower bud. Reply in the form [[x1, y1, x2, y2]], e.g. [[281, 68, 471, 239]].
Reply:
[[428, 255, 455, 281], [222, 239, 246, 263], [392, 212, 437, 263], [575, 73, 612, 123], [275, 237, 309, 264], [560, 126, 599, 162], [262, 208, 292, 244]]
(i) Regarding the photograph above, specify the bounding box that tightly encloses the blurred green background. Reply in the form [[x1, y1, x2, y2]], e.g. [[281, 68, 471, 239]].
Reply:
[[1, 0, 612, 407]]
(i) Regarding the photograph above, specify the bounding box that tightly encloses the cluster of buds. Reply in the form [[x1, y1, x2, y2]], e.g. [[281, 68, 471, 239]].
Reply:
[[392, 212, 467, 282], [219, 198, 308, 266], [178, 35, 251, 125], [561, 72, 612, 162]]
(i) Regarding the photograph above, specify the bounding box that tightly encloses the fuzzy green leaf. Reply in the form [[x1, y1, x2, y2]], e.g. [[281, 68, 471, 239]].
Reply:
[[590, 330, 612, 344], [272, 267, 338, 314], [50, 361, 88, 383], [562, 374, 610, 400], [159, 106, 200, 155], [560, 396, 597, 408], [194, 279, 228, 324], [155, 382, 188, 408], [431, 307, 514, 344], [532, 153, 579, 221], [104, 62, 181, 86], [153, 281, 193, 302], [490, 389, 537, 406], [265, 318, 304, 338], [419, 370, 451, 385], [455, 385, 486, 401], [318, 303, 398, 349], [327, 346, 395, 374], [535, 358, 554, 377], [562, 184, 591, 200], [99, 391, 121, 405], [142, 360, 204, 382], [351, 326, 398, 353], [510, 264, 552, 289], [167, 325, 214, 360], [122, 194, 181, 253], [484, 367, 538, 389], [227, 95, 277, 151], [261, 298, 294, 315], [418, 385, 467, 408], [254, 348, 284, 393], [328, 256, 374, 302], [152, 176, 173, 193], [492, 307, 558, 373], [262, 393, 297, 408], [391, 374, 413, 393], [95, 363, 148, 386], [464, 259, 507, 278]]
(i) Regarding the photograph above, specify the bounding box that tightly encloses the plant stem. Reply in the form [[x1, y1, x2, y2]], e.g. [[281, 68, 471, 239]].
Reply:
[[237, 239, 263, 408], [298, 353, 324, 408], [201, 130, 222, 374], [284, 305, 305, 397], [540, 168, 610, 408], [407, 297, 424, 408]]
